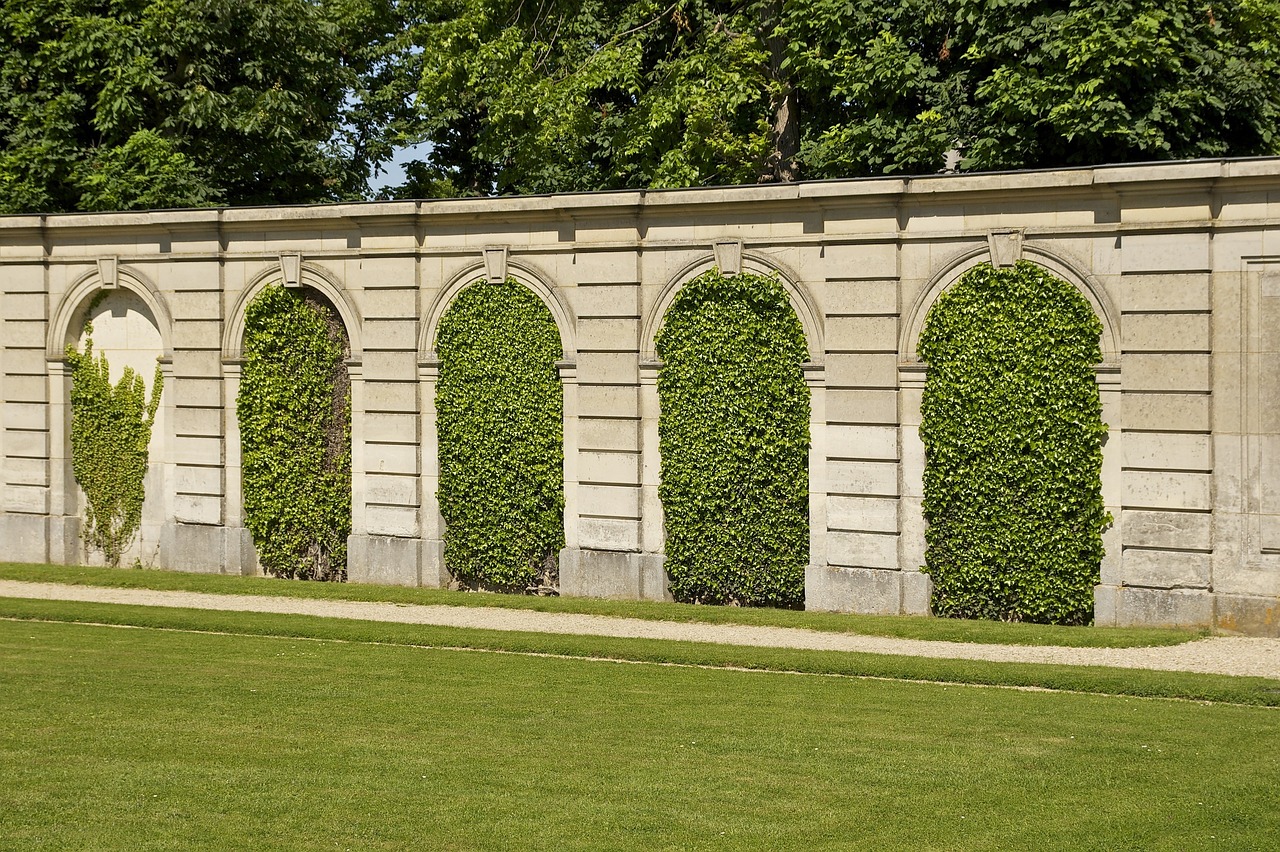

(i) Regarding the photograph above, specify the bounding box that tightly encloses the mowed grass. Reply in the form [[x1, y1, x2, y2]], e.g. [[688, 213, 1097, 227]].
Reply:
[[0, 615, 1276, 851], [0, 562, 1202, 648]]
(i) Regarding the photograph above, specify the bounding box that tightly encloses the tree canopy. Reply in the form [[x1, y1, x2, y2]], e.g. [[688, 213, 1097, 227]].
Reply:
[[0, 0, 401, 212], [2, 0, 1278, 211], [396, 0, 1280, 196]]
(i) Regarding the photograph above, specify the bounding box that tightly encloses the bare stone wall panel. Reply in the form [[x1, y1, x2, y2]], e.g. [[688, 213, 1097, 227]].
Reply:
[[827, 389, 897, 425], [1122, 393, 1211, 432], [175, 465, 223, 497], [826, 316, 897, 353], [3, 319, 47, 348], [3, 456, 49, 486], [827, 530, 899, 569], [578, 450, 640, 486], [577, 352, 638, 385], [3, 403, 48, 431], [3, 375, 48, 403], [828, 496, 899, 533], [820, 278, 898, 317], [571, 284, 640, 318], [579, 319, 639, 352], [578, 484, 641, 519], [1121, 432, 1212, 472], [827, 425, 898, 461], [1122, 313, 1211, 352], [579, 418, 640, 452], [1123, 471, 1212, 511], [827, 460, 898, 498], [1122, 548, 1211, 589], [1122, 510, 1212, 551], [365, 474, 419, 507], [1123, 354, 1212, 393], [1114, 274, 1211, 313]]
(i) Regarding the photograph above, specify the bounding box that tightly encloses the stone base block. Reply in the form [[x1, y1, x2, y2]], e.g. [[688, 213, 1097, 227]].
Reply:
[[348, 535, 424, 587], [1213, 593, 1280, 637], [158, 523, 258, 575], [0, 513, 50, 563], [559, 548, 670, 602], [901, 569, 933, 615], [1110, 585, 1214, 630], [420, 539, 447, 588], [1094, 584, 1120, 627], [806, 564, 902, 614], [49, 515, 82, 564]]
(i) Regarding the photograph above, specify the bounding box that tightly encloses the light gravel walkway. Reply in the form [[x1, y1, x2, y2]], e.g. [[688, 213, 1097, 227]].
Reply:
[[1, 580, 1277, 679]]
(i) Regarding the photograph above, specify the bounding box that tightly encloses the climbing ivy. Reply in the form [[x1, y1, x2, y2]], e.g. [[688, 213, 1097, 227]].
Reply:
[[435, 278, 565, 592], [919, 261, 1109, 625], [238, 285, 351, 581], [65, 316, 163, 569], [656, 270, 810, 608]]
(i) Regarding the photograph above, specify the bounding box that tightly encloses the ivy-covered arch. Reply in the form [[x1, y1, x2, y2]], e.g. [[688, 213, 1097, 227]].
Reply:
[[434, 277, 565, 593], [919, 260, 1109, 624], [237, 284, 352, 581], [656, 269, 810, 608]]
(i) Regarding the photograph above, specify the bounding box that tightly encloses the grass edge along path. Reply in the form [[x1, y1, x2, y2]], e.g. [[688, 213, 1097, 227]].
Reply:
[[1, 597, 1276, 706], [0, 562, 1201, 649]]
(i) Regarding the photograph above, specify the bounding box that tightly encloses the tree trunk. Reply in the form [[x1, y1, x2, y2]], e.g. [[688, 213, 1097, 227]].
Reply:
[[759, 3, 799, 183]]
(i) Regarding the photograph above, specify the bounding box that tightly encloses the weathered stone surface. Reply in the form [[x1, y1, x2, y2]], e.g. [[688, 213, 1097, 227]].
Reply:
[[806, 564, 901, 614], [1112, 586, 1214, 630], [160, 522, 234, 574], [827, 530, 899, 569], [1121, 548, 1211, 589], [1213, 593, 1280, 637], [0, 513, 49, 562], [577, 517, 641, 552], [347, 534, 422, 587], [560, 548, 670, 601], [1121, 510, 1212, 551]]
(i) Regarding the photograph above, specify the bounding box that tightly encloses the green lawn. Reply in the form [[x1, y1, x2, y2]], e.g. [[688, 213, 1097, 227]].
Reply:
[[0, 562, 1203, 648], [0, 611, 1276, 850]]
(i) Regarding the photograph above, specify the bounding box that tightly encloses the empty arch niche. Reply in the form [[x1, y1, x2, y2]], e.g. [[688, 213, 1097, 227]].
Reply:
[[237, 285, 352, 581], [918, 261, 1108, 625], [656, 270, 810, 608], [70, 288, 166, 565], [434, 277, 565, 593]]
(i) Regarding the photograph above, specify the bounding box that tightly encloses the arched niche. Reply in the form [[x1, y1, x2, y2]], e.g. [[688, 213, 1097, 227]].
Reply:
[[47, 264, 172, 566], [899, 243, 1121, 365], [642, 251, 824, 364], [896, 242, 1124, 620], [415, 257, 579, 591], [223, 261, 363, 362], [419, 258, 577, 361], [221, 258, 361, 577], [48, 265, 174, 361]]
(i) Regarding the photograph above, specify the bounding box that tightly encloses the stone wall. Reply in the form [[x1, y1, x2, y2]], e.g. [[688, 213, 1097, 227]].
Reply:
[[2, 159, 1278, 634]]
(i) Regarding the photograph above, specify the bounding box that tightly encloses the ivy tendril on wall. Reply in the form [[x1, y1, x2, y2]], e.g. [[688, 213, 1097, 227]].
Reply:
[[919, 261, 1110, 625], [656, 269, 810, 608], [65, 299, 164, 569], [238, 285, 352, 581], [435, 277, 566, 593]]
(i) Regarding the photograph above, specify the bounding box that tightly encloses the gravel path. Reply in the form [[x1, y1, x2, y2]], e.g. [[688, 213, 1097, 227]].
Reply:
[[2, 579, 1277, 679]]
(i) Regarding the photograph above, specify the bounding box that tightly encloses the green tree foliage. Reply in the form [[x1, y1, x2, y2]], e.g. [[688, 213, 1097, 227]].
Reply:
[[0, 0, 401, 213], [238, 286, 351, 581], [434, 278, 565, 592], [790, 0, 1279, 176], [918, 261, 1109, 625], [65, 325, 163, 568], [394, 0, 1280, 195], [656, 270, 809, 608]]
